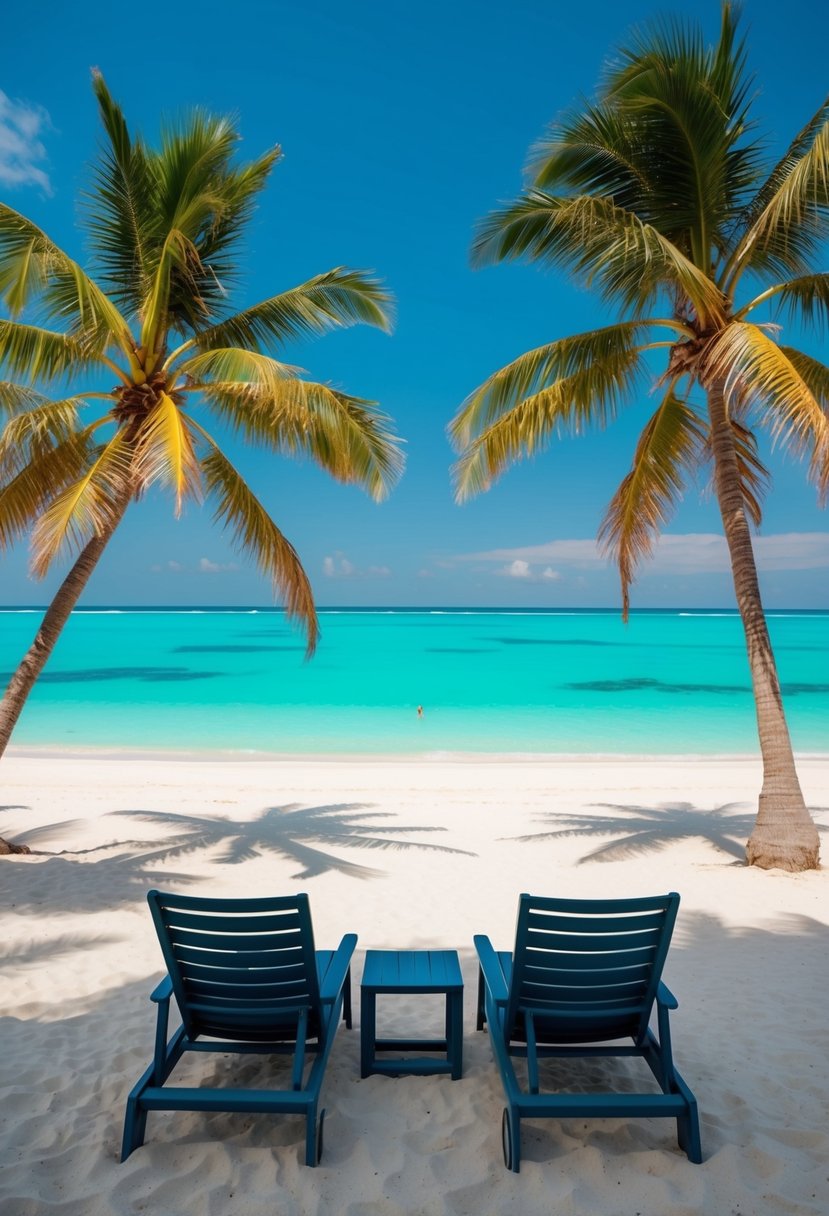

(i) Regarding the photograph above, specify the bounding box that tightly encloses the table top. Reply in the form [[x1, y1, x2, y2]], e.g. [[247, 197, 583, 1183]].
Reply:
[[361, 949, 463, 993]]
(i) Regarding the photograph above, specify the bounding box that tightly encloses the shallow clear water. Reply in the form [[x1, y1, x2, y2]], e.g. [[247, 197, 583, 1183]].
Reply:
[[1, 607, 826, 754]]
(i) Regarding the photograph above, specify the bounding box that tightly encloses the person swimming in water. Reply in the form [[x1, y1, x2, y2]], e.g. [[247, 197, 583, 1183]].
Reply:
[[417, 705, 423, 719]]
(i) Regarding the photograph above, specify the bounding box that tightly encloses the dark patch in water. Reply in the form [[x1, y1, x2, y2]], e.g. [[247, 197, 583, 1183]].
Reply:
[[780, 682, 829, 695], [174, 644, 300, 654], [567, 677, 750, 695], [425, 647, 495, 655], [6, 666, 225, 684], [490, 637, 614, 647]]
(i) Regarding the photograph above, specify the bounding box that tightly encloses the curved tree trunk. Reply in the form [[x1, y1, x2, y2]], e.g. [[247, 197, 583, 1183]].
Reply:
[[0, 496, 131, 853], [707, 382, 819, 870]]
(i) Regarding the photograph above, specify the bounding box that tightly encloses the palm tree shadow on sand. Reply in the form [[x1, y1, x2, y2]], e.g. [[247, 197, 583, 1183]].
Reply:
[[107, 802, 475, 880], [503, 801, 769, 864]]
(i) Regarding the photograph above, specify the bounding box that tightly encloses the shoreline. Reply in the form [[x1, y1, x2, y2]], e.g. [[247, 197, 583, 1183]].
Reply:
[[7, 742, 829, 764]]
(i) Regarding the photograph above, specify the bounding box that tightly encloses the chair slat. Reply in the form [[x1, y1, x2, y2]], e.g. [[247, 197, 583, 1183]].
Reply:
[[161, 910, 303, 934], [185, 977, 313, 1001], [525, 927, 663, 953], [522, 945, 656, 972], [525, 911, 665, 935], [521, 979, 648, 1003], [178, 962, 310, 985], [168, 928, 306, 952], [172, 944, 305, 969]]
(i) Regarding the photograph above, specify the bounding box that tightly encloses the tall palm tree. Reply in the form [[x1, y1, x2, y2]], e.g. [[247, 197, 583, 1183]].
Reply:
[[0, 76, 404, 824], [450, 5, 826, 871]]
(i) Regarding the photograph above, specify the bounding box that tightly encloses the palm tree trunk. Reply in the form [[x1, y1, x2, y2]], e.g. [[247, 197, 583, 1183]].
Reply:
[[707, 382, 819, 871], [0, 497, 130, 853]]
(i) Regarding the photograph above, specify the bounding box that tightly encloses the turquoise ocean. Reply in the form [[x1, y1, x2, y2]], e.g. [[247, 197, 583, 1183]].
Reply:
[[1, 608, 826, 755]]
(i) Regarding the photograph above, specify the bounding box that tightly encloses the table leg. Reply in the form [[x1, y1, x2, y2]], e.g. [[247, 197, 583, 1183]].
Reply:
[[360, 987, 376, 1078], [448, 989, 463, 1080]]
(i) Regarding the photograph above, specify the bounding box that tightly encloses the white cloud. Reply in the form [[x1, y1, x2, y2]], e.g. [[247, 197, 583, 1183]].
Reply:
[[0, 91, 51, 192], [323, 552, 391, 579], [198, 556, 238, 574], [460, 532, 829, 576], [495, 558, 562, 582]]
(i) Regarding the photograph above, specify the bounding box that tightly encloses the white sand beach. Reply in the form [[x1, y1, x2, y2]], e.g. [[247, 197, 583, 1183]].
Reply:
[[1, 752, 827, 1216]]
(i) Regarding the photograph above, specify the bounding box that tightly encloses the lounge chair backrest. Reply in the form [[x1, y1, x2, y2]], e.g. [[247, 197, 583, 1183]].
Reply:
[[147, 890, 322, 1041], [506, 892, 680, 1044]]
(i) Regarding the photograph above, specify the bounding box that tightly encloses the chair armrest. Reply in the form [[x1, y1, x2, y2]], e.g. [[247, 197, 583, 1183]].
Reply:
[[474, 935, 510, 1006], [150, 975, 173, 1003], [319, 934, 357, 1005], [657, 981, 678, 1010]]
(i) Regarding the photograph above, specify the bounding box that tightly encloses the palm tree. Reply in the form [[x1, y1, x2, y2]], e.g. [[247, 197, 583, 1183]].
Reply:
[[0, 76, 404, 838], [450, 5, 826, 871]]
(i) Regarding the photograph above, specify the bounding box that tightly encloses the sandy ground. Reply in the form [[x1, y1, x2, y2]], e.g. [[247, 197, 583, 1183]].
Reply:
[[1, 752, 827, 1216]]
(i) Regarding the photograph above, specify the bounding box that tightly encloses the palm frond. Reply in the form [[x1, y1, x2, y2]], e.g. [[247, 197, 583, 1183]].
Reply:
[[472, 192, 726, 323], [201, 378, 404, 501], [725, 113, 829, 285], [0, 397, 85, 477], [179, 268, 395, 360], [705, 322, 829, 494], [197, 440, 318, 654], [452, 349, 644, 502], [176, 346, 302, 393], [30, 429, 133, 576], [779, 345, 829, 407], [598, 385, 705, 617], [0, 428, 99, 551], [450, 321, 672, 448], [0, 203, 130, 351], [0, 320, 102, 382], [85, 71, 156, 315], [739, 272, 829, 330], [0, 382, 45, 417], [133, 392, 201, 512]]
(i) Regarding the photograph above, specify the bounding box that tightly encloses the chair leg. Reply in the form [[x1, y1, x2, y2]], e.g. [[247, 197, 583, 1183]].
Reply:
[[121, 1093, 147, 1162], [476, 967, 485, 1031], [306, 1105, 325, 1166], [677, 1096, 702, 1163]]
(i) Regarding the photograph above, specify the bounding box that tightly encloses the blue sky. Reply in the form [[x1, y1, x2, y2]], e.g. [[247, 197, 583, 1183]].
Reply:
[[1, 0, 828, 609]]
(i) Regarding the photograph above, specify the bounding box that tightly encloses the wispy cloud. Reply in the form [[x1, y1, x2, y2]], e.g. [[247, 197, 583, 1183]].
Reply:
[[458, 532, 829, 576], [497, 559, 561, 582], [323, 552, 391, 579], [150, 557, 239, 575], [0, 91, 51, 192]]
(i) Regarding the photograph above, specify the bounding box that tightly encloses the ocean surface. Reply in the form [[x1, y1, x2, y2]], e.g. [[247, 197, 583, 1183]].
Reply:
[[1, 608, 826, 755]]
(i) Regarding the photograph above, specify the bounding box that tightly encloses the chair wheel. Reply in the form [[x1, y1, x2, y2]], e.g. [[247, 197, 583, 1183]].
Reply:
[[501, 1107, 513, 1170], [316, 1108, 325, 1164]]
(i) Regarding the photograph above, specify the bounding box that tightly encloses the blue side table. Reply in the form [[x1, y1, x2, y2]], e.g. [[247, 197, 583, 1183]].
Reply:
[[360, 949, 464, 1079]]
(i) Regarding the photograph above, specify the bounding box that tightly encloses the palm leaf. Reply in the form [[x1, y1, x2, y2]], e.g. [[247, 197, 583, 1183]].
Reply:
[[725, 114, 829, 284], [0, 397, 85, 477], [0, 320, 102, 383], [197, 439, 318, 654], [779, 346, 829, 407], [0, 428, 99, 551], [739, 272, 829, 330], [133, 392, 202, 512], [472, 192, 726, 323], [30, 429, 133, 576], [85, 72, 155, 314], [702, 418, 770, 527], [452, 349, 644, 502], [705, 322, 829, 493], [202, 379, 404, 501], [450, 320, 674, 447], [0, 203, 130, 350], [0, 382, 45, 417], [174, 346, 302, 393], [180, 268, 395, 359], [598, 385, 705, 617]]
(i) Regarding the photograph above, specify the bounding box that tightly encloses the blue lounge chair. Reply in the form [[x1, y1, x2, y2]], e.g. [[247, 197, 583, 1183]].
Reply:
[[122, 890, 356, 1166], [475, 892, 701, 1170]]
